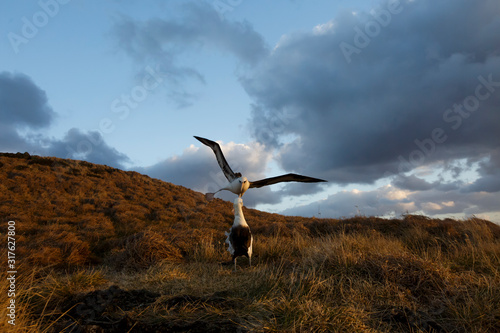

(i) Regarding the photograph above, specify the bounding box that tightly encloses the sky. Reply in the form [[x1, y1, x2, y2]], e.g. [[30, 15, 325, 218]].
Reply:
[[2, 0, 500, 222]]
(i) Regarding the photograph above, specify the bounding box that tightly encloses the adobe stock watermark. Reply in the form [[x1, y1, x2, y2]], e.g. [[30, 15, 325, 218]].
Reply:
[[63, 65, 165, 162], [7, 0, 71, 54], [6, 221, 17, 326], [397, 74, 500, 173], [212, 0, 244, 19], [106, 65, 165, 128], [339, 0, 404, 64]]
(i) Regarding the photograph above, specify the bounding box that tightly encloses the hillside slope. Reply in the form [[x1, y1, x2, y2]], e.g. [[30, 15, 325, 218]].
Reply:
[[1, 152, 500, 332], [3, 152, 498, 270], [1, 152, 208, 267], [0, 152, 320, 268]]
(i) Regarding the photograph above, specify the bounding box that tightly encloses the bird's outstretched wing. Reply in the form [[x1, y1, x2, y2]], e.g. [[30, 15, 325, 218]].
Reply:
[[194, 136, 238, 182], [250, 173, 327, 188]]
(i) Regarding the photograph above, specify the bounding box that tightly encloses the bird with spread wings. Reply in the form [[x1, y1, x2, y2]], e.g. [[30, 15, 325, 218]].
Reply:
[[194, 136, 327, 200]]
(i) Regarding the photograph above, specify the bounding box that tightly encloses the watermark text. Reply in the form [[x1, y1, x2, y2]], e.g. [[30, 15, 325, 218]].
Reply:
[[6, 221, 17, 326]]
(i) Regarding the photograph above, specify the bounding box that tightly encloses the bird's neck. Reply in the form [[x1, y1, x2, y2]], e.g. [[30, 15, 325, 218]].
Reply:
[[233, 215, 248, 227], [233, 206, 248, 227]]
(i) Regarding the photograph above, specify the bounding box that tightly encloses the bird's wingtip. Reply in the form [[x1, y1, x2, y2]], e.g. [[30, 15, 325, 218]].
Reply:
[[194, 136, 216, 146]]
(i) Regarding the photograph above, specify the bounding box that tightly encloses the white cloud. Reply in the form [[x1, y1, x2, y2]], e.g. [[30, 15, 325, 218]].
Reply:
[[421, 202, 442, 211], [312, 20, 336, 35], [281, 178, 500, 223], [382, 185, 411, 201], [398, 201, 417, 212]]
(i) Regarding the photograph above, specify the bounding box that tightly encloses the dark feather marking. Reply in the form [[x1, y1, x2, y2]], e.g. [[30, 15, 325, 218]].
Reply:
[[194, 136, 238, 182], [230, 225, 252, 258], [250, 173, 327, 188]]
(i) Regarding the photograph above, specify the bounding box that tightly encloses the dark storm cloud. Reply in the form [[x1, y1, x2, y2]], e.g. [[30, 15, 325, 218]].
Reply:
[[392, 174, 434, 192], [0, 71, 54, 153], [270, 182, 326, 199], [112, 1, 268, 107], [0, 71, 56, 128], [464, 150, 500, 193], [44, 128, 131, 168], [0, 124, 37, 153], [2, 124, 131, 169], [242, 0, 500, 185], [0, 71, 130, 168]]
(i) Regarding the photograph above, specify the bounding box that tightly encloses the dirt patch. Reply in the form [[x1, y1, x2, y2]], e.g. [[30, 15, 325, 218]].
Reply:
[[379, 306, 445, 332], [53, 286, 246, 332], [55, 285, 159, 332]]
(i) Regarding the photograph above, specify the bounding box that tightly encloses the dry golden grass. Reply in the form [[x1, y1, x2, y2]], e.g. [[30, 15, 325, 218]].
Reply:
[[1, 153, 500, 332]]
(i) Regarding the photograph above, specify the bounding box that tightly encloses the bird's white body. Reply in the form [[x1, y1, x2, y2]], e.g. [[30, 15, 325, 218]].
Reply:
[[225, 197, 253, 270], [209, 177, 250, 201]]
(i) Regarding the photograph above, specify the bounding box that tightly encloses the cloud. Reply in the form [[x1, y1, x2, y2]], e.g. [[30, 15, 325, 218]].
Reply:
[[282, 180, 500, 221], [0, 71, 130, 168], [112, 1, 268, 107], [277, 182, 325, 197], [0, 124, 37, 153], [392, 174, 435, 192], [282, 185, 409, 218], [241, 0, 500, 185], [464, 150, 500, 193], [0, 71, 55, 154], [43, 128, 131, 168], [0, 71, 56, 128]]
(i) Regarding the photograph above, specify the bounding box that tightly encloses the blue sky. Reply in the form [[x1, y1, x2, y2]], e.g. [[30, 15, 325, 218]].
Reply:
[[2, 0, 500, 222]]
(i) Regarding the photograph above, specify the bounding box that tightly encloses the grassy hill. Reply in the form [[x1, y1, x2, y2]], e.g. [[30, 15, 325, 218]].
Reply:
[[1, 152, 499, 332]]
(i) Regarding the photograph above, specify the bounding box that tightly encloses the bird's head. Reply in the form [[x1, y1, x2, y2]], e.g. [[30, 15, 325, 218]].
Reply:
[[239, 176, 250, 195]]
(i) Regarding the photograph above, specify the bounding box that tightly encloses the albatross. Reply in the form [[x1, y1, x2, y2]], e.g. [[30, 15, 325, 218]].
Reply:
[[225, 197, 253, 271], [194, 136, 327, 200]]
